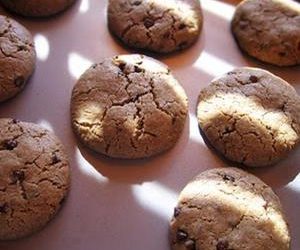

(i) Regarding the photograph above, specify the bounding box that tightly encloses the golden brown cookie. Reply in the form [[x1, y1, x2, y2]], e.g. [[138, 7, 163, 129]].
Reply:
[[232, 0, 300, 66], [107, 0, 203, 53], [0, 15, 36, 102], [71, 54, 188, 159], [197, 67, 300, 167], [0, 0, 76, 17], [170, 167, 291, 250], [0, 118, 70, 240]]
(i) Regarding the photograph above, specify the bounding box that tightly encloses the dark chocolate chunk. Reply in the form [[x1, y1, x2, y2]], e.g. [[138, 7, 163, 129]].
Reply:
[[177, 230, 188, 242], [118, 62, 126, 72], [216, 240, 229, 250], [133, 0, 141, 5], [222, 174, 235, 182], [174, 207, 181, 217], [134, 65, 143, 73], [179, 23, 186, 30], [51, 153, 61, 164], [12, 118, 19, 124], [4, 139, 18, 150], [144, 18, 154, 28], [14, 76, 25, 87], [249, 75, 258, 83], [0, 203, 8, 214], [11, 170, 25, 184]]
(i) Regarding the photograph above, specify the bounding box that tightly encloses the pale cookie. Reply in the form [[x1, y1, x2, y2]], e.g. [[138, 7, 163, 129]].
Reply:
[[107, 0, 203, 53], [0, 118, 70, 240], [0, 0, 76, 17], [0, 15, 35, 102], [170, 167, 291, 250], [232, 0, 300, 66], [71, 54, 188, 159], [197, 67, 300, 167]]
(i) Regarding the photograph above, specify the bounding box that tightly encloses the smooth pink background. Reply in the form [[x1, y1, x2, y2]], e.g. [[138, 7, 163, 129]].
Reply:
[[0, 0, 299, 249]]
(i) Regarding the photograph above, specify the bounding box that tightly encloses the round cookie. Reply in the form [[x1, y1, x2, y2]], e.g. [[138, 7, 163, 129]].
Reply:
[[170, 167, 291, 250], [197, 67, 300, 167], [0, 0, 76, 17], [107, 0, 203, 53], [231, 0, 300, 66], [0, 118, 70, 240], [0, 15, 36, 102], [71, 54, 188, 159]]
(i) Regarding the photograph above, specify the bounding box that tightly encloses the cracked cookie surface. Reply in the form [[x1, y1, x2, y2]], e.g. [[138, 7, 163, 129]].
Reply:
[[197, 67, 300, 167], [232, 0, 300, 66], [170, 167, 290, 250], [0, 118, 70, 240], [107, 0, 203, 53], [71, 54, 188, 159], [0, 15, 35, 102], [0, 0, 76, 17]]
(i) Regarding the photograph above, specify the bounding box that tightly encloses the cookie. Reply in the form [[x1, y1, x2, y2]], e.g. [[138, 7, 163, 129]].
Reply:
[[107, 0, 203, 53], [231, 0, 300, 66], [0, 118, 70, 240], [170, 167, 291, 250], [0, 0, 76, 17], [71, 54, 188, 159], [197, 67, 300, 167], [0, 15, 36, 102]]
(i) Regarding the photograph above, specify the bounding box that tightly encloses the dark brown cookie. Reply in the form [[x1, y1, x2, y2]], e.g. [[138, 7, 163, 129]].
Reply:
[[107, 0, 203, 53], [170, 167, 291, 250], [0, 118, 70, 240], [232, 0, 300, 66], [0, 0, 76, 17], [0, 15, 36, 102], [197, 67, 300, 167], [71, 54, 188, 159]]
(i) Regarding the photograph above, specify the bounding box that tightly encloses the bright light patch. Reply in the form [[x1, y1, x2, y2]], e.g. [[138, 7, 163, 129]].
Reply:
[[37, 119, 54, 132], [189, 113, 205, 145], [132, 182, 178, 219], [68, 52, 92, 79], [34, 34, 50, 61], [79, 0, 89, 13], [286, 174, 300, 193], [202, 0, 235, 21], [193, 51, 235, 77], [75, 148, 108, 182]]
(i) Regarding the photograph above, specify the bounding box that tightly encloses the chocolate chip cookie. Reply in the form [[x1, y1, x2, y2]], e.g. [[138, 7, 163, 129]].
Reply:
[[197, 67, 300, 167], [0, 118, 70, 240], [232, 0, 300, 66], [71, 54, 188, 159], [0, 15, 36, 102], [107, 0, 203, 53], [0, 0, 76, 17], [170, 167, 291, 250]]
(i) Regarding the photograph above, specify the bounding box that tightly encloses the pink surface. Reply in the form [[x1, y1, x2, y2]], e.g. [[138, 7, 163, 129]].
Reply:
[[0, 0, 299, 249]]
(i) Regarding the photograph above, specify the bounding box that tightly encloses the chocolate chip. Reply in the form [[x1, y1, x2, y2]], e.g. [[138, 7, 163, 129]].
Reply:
[[227, 71, 236, 75], [177, 230, 188, 242], [249, 75, 258, 83], [14, 76, 25, 87], [134, 65, 143, 73], [11, 170, 25, 184], [174, 207, 181, 217], [12, 118, 19, 124], [179, 23, 186, 30], [51, 153, 61, 164], [144, 18, 154, 28], [4, 139, 18, 150], [0, 203, 8, 214], [185, 240, 196, 250], [222, 174, 235, 182], [216, 240, 229, 250], [118, 62, 126, 72], [133, 0, 141, 5]]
